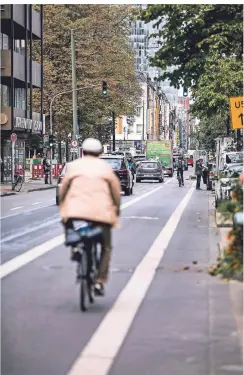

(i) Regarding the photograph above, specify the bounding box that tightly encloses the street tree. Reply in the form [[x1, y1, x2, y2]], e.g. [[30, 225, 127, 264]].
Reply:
[[32, 4, 142, 142], [140, 4, 243, 89]]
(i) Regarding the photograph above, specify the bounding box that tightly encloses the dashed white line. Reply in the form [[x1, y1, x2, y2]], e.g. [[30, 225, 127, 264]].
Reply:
[[32, 202, 42, 205], [10, 206, 23, 211], [0, 182, 170, 279]]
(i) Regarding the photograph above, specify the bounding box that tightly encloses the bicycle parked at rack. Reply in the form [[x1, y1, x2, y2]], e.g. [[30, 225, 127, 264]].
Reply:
[[65, 221, 103, 312]]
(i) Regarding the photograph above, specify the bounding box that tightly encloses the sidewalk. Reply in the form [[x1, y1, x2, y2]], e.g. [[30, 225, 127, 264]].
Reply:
[[0, 178, 56, 197]]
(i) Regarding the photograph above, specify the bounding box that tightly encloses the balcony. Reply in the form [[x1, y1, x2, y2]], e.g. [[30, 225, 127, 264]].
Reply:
[[1, 5, 41, 39], [1, 50, 41, 88]]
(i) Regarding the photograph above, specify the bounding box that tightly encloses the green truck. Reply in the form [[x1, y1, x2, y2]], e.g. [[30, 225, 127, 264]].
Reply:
[[146, 140, 173, 177]]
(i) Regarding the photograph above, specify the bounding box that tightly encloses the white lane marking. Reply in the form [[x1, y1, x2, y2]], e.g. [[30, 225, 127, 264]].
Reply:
[[122, 179, 170, 210], [66, 184, 195, 375], [122, 216, 159, 220], [0, 217, 60, 244], [0, 204, 55, 220], [0, 181, 171, 279], [32, 202, 42, 205], [0, 235, 64, 279], [10, 206, 23, 211]]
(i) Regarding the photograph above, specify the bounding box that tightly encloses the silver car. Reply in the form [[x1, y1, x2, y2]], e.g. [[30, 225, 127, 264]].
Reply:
[[136, 160, 164, 183]]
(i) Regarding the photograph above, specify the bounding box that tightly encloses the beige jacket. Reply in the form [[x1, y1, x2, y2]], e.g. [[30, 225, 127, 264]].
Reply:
[[59, 156, 121, 227]]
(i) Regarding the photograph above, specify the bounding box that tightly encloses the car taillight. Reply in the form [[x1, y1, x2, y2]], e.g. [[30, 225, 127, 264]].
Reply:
[[119, 169, 128, 176]]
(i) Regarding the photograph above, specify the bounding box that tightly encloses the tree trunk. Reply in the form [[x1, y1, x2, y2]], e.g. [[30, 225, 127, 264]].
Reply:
[[58, 140, 62, 164], [65, 138, 69, 162], [226, 117, 230, 136]]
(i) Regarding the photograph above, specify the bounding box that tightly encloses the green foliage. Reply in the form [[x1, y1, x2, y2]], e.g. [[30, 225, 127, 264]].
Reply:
[[140, 5, 243, 148], [210, 182, 243, 280], [140, 4, 243, 88], [33, 5, 142, 140], [190, 55, 243, 118]]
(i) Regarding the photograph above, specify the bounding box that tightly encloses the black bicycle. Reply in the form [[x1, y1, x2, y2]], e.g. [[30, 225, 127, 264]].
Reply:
[[177, 170, 183, 187], [13, 172, 24, 192], [66, 222, 103, 312]]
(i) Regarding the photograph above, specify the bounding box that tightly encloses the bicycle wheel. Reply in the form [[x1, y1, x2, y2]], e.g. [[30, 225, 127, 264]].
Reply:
[[79, 250, 89, 312], [87, 243, 96, 304], [15, 176, 23, 192]]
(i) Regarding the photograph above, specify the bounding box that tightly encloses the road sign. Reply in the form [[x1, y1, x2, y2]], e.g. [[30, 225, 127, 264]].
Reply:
[[229, 96, 244, 130], [70, 147, 78, 153], [11, 133, 17, 142], [71, 139, 78, 147]]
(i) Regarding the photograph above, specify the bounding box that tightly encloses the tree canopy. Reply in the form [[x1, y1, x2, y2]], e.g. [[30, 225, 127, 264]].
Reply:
[[33, 5, 141, 142], [140, 4, 243, 89], [141, 5, 243, 149]]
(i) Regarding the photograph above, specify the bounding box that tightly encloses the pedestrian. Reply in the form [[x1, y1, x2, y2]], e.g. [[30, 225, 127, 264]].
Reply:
[[195, 158, 204, 190], [43, 157, 50, 184], [176, 155, 184, 186]]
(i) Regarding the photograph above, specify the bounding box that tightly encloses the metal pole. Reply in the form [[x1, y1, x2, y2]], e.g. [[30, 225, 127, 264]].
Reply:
[[71, 29, 78, 142], [48, 84, 98, 182], [112, 112, 116, 151], [142, 100, 145, 141], [49, 101, 53, 184], [11, 141, 15, 190]]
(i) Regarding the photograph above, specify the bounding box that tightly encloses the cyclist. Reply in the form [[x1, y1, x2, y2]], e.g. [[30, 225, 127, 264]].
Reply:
[[128, 157, 136, 180], [59, 138, 121, 296], [176, 155, 184, 186]]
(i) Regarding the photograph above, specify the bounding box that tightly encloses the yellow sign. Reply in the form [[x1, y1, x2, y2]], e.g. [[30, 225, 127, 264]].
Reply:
[[229, 96, 243, 130]]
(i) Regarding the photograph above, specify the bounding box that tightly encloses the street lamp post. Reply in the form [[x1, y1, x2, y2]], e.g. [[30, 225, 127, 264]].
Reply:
[[49, 84, 98, 184], [71, 29, 78, 143]]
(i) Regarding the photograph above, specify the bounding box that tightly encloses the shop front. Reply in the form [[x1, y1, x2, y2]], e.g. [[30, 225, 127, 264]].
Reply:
[[0, 108, 44, 183]]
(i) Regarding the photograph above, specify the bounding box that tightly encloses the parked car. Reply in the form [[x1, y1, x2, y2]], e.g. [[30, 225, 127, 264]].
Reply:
[[136, 160, 164, 183], [215, 164, 243, 207], [100, 154, 133, 196]]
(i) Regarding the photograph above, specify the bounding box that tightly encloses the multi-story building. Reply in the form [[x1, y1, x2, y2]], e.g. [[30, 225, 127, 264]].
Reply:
[[0, 4, 44, 182]]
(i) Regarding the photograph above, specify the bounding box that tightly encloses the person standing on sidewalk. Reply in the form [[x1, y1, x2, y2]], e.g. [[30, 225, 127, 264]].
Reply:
[[43, 157, 50, 184], [195, 158, 204, 190]]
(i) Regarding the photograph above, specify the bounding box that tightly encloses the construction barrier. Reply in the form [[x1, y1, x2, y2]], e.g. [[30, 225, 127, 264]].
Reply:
[[32, 164, 64, 179]]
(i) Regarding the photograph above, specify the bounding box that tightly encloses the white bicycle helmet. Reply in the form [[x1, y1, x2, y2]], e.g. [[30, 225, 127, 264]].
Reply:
[[82, 138, 103, 155]]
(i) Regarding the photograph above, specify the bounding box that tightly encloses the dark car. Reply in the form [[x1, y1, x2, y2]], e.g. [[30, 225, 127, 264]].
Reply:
[[100, 154, 133, 196], [136, 160, 164, 183]]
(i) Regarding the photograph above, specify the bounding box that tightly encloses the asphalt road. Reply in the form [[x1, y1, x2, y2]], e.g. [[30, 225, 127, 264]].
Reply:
[[1, 172, 242, 375]]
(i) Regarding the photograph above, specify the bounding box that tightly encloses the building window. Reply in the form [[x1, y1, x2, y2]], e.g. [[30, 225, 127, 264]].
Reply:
[[14, 40, 25, 56], [0, 33, 9, 50], [14, 88, 26, 110], [0, 84, 10, 107], [136, 107, 141, 117], [137, 124, 143, 134]]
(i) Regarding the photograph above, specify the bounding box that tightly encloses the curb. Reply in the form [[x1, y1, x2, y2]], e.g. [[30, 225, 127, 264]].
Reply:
[[26, 186, 56, 193], [1, 185, 56, 197], [0, 192, 17, 197], [229, 280, 243, 349]]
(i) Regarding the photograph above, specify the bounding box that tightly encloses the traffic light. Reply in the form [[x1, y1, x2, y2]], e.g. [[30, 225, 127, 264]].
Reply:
[[49, 134, 57, 146], [102, 81, 107, 96], [183, 87, 188, 97]]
